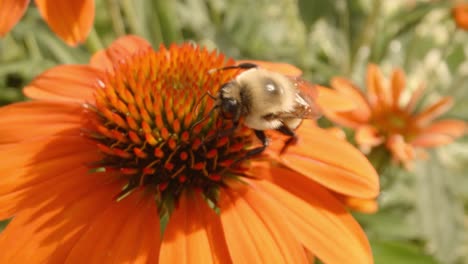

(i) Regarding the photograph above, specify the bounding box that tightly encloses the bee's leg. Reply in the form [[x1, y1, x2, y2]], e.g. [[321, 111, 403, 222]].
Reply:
[[228, 130, 268, 169], [276, 124, 297, 154], [247, 130, 269, 156]]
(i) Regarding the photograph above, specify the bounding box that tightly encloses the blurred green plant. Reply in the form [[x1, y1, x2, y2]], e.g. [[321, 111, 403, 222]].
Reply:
[[0, 0, 467, 263]]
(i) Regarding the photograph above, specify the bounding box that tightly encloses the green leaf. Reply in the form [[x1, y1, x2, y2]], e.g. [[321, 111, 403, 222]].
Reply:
[[413, 154, 466, 263], [372, 240, 438, 264], [370, 1, 447, 62], [297, 0, 335, 29]]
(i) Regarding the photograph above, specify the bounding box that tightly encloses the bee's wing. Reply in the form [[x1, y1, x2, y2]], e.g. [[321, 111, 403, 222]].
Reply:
[[292, 78, 322, 119], [272, 78, 321, 120]]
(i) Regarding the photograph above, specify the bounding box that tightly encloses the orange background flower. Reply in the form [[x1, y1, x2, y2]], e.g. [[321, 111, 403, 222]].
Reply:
[[453, 3, 468, 30], [323, 64, 466, 169], [0, 0, 94, 46]]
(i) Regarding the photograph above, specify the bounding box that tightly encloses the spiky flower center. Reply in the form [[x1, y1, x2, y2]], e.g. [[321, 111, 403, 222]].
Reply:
[[372, 109, 419, 140], [84, 44, 254, 205]]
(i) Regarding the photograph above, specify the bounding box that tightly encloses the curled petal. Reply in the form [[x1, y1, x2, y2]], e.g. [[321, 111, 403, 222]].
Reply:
[[236, 60, 302, 77], [35, 0, 95, 46], [219, 185, 308, 264], [90, 35, 153, 71], [0, 0, 29, 36], [250, 165, 373, 264], [160, 192, 231, 264], [271, 120, 379, 199], [23, 65, 103, 103]]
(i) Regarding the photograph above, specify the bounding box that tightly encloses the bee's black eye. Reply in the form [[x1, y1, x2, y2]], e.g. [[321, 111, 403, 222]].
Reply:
[[221, 99, 238, 119]]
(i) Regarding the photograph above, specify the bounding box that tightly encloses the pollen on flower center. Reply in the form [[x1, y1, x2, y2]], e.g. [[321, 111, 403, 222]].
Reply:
[[82, 44, 254, 204]]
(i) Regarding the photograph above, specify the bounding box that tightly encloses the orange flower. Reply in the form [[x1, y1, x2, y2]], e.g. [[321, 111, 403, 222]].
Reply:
[[0, 36, 379, 263], [0, 0, 94, 46], [453, 3, 468, 30], [324, 64, 466, 169]]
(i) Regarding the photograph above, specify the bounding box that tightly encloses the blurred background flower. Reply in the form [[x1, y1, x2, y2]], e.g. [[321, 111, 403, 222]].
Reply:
[[0, 0, 95, 46], [0, 0, 467, 263]]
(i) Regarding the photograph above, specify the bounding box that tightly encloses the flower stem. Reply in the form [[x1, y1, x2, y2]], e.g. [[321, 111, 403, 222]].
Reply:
[[106, 0, 126, 36], [152, 0, 181, 45], [121, 0, 143, 36], [24, 34, 42, 60], [85, 28, 104, 53]]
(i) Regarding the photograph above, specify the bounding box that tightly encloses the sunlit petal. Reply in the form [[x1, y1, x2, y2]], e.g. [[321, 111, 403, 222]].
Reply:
[[35, 0, 95, 46], [0, 0, 29, 36], [23, 65, 103, 103]]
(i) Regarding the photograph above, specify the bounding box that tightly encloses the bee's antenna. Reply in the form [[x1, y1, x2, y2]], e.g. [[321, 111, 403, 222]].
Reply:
[[190, 104, 219, 131], [208, 62, 258, 74], [193, 91, 217, 116]]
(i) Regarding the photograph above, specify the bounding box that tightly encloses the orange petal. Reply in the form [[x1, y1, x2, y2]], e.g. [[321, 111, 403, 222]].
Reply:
[[0, 0, 29, 36], [423, 119, 467, 138], [316, 85, 356, 112], [160, 192, 231, 264], [386, 134, 415, 169], [90, 35, 152, 72], [334, 193, 378, 214], [410, 134, 455, 148], [219, 185, 308, 263], [324, 127, 347, 140], [272, 121, 379, 198], [65, 190, 160, 264], [414, 97, 454, 126], [0, 136, 99, 197], [330, 77, 371, 119], [252, 165, 373, 264], [390, 68, 405, 109], [0, 101, 83, 144], [23, 65, 102, 103], [453, 3, 468, 30], [355, 125, 385, 152], [34, 0, 94, 46], [236, 60, 302, 77], [366, 64, 390, 110], [0, 179, 123, 263], [322, 110, 365, 129]]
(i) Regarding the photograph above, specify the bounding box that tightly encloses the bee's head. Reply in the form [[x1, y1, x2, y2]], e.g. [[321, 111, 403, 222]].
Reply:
[[219, 82, 242, 121]]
